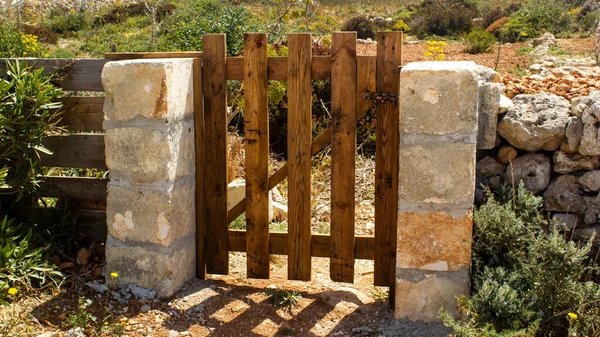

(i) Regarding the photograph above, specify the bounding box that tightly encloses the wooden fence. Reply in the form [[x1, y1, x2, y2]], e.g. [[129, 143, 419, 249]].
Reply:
[[0, 31, 402, 293]]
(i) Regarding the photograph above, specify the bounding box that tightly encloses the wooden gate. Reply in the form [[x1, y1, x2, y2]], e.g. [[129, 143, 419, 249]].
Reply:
[[196, 32, 402, 295]]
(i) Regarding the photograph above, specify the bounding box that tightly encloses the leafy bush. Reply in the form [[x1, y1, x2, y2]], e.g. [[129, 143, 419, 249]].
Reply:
[[482, 3, 522, 29], [341, 15, 376, 39], [499, 0, 573, 42], [161, 2, 259, 56], [443, 184, 600, 336], [463, 29, 496, 54], [499, 16, 541, 43], [0, 62, 63, 198], [45, 8, 90, 34], [409, 0, 478, 38]]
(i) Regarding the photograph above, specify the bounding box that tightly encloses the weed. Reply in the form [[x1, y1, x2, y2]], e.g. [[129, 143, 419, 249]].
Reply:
[[371, 287, 388, 301], [229, 215, 247, 231], [463, 29, 497, 54], [267, 288, 302, 309], [64, 297, 97, 329], [424, 40, 447, 61], [516, 47, 534, 55], [282, 328, 297, 336], [270, 221, 288, 232], [314, 221, 330, 234], [549, 46, 572, 55]]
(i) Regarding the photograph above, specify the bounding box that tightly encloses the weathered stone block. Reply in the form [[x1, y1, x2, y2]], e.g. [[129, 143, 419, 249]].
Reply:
[[477, 82, 503, 149], [105, 121, 195, 184], [399, 143, 476, 205], [395, 270, 470, 322], [107, 183, 195, 246], [397, 210, 472, 271], [105, 238, 195, 298], [399, 62, 478, 135], [102, 59, 194, 123]]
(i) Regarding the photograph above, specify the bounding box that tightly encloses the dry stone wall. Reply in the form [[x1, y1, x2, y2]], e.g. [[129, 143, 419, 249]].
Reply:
[[477, 66, 600, 245]]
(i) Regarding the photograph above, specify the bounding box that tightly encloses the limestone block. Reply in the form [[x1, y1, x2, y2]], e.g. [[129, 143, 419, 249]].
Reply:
[[477, 82, 503, 149], [561, 116, 584, 154], [395, 271, 469, 322], [227, 179, 274, 221], [107, 183, 195, 246], [105, 238, 195, 298], [580, 170, 600, 191], [505, 153, 551, 194], [396, 210, 473, 271], [102, 59, 194, 123], [105, 121, 195, 184], [399, 143, 476, 205], [553, 150, 600, 174], [498, 93, 570, 152], [399, 62, 478, 136], [544, 175, 586, 214], [499, 94, 513, 113], [580, 103, 600, 156]]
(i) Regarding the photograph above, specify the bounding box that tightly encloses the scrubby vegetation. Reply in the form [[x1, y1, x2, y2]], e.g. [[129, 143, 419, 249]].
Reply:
[[0, 0, 595, 58], [0, 62, 66, 304], [443, 184, 600, 336]]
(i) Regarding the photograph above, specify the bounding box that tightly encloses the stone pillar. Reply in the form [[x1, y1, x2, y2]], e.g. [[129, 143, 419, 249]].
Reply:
[[101, 59, 196, 298], [395, 61, 479, 321]]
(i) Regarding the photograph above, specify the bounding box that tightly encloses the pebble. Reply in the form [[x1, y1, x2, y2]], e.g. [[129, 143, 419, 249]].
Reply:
[[140, 304, 151, 313]]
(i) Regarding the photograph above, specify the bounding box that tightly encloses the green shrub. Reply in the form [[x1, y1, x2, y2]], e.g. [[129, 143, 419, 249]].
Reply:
[[0, 62, 63, 198], [341, 15, 376, 39], [45, 8, 90, 34], [161, 3, 259, 56], [409, 0, 478, 38], [576, 10, 600, 32], [443, 184, 600, 336], [499, 0, 573, 42], [499, 16, 541, 43], [463, 29, 496, 54]]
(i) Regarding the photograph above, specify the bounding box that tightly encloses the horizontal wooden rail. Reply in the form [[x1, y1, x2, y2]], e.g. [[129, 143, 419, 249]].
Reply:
[[1, 56, 376, 93], [0, 59, 109, 91], [106, 52, 204, 59], [40, 134, 106, 169], [229, 230, 375, 260], [39, 176, 108, 200], [59, 97, 105, 132]]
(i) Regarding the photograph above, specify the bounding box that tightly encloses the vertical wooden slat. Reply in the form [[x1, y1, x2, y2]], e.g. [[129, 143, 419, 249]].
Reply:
[[374, 32, 402, 288], [244, 33, 270, 279], [203, 34, 229, 275], [287, 33, 312, 281], [330, 32, 357, 283], [194, 58, 206, 279], [357, 56, 377, 116]]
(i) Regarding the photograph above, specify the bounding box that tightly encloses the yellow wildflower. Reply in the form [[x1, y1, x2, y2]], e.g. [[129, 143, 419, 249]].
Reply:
[[110, 271, 119, 278], [567, 312, 578, 320], [7, 287, 18, 295]]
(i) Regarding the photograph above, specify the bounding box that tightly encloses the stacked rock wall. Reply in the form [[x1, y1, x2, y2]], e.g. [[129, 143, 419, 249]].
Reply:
[[477, 67, 600, 244]]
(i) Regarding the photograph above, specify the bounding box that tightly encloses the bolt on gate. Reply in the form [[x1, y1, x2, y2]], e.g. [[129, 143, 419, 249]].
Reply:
[[196, 32, 403, 296]]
